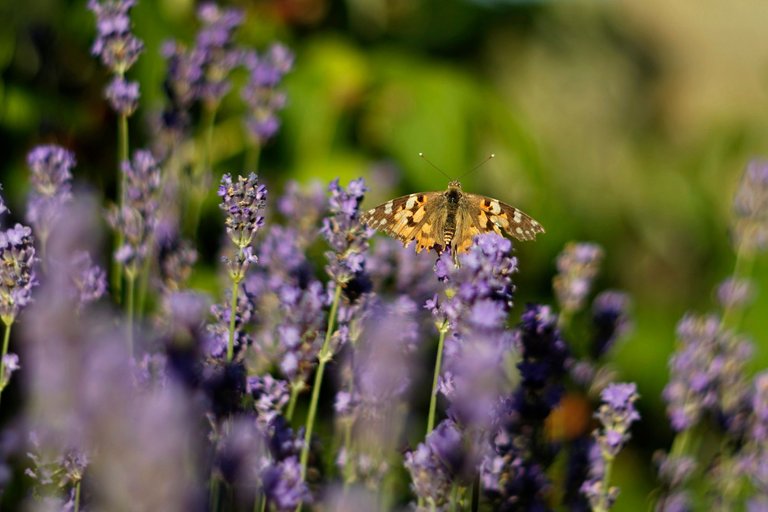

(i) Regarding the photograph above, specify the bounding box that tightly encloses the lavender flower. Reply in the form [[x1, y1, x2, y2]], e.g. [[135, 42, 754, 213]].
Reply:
[[207, 286, 255, 360], [88, 0, 144, 74], [0, 223, 37, 326], [68, 251, 107, 308], [554, 242, 604, 317], [663, 314, 752, 432], [336, 298, 419, 487], [321, 178, 370, 285], [247, 374, 290, 428], [717, 277, 755, 311], [108, 149, 161, 277], [262, 456, 312, 511], [733, 159, 768, 253], [162, 3, 242, 114], [105, 76, 140, 115], [480, 304, 568, 509], [0, 354, 19, 390], [582, 383, 640, 510], [218, 173, 266, 273], [276, 181, 327, 244], [743, 373, 768, 508], [591, 291, 631, 359], [404, 419, 468, 508], [26, 145, 75, 250], [241, 43, 294, 144]]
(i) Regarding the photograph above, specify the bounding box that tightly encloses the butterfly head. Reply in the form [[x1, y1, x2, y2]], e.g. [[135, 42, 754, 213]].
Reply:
[[447, 180, 463, 190]]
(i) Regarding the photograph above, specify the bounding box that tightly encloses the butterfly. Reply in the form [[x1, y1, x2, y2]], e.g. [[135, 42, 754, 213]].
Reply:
[[361, 180, 544, 261]]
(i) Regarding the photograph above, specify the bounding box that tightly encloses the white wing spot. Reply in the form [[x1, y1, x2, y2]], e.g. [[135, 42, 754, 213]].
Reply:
[[513, 211, 522, 223], [378, 218, 387, 226], [384, 201, 394, 214], [515, 227, 524, 235], [489, 200, 502, 214], [405, 195, 419, 209]]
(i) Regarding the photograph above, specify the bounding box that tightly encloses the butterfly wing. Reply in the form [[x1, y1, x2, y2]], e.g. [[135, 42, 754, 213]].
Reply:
[[362, 192, 447, 253], [461, 192, 545, 244]]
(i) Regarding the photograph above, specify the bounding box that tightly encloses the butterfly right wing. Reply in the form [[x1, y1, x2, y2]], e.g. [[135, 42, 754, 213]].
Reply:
[[361, 192, 446, 253]]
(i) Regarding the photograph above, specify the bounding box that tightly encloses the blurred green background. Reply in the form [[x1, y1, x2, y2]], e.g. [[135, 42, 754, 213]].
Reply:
[[2, 0, 768, 508]]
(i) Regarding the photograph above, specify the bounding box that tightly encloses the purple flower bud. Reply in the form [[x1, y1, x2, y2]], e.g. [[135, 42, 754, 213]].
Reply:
[[0, 223, 37, 324], [717, 277, 754, 311], [733, 159, 768, 253], [108, 150, 161, 275], [554, 242, 604, 314], [404, 419, 467, 507], [591, 291, 631, 358], [261, 456, 311, 510], [105, 76, 140, 116], [321, 178, 370, 285], [88, 0, 144, 73]]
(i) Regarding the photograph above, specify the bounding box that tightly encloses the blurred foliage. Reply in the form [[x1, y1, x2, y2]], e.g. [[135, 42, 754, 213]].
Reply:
[[2, 0, 768, 509]]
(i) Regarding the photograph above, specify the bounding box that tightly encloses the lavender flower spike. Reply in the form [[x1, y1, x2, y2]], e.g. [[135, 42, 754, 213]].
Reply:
[[582, 382, 640, 511], [241, 43, 294, 144], [0, 224, 37, 326], [218, 173, 266, 280], [26, 145, 75, 250], [554, 242, 604, 319], [733, 159, 768, 253], [88, 0, 144, 74]]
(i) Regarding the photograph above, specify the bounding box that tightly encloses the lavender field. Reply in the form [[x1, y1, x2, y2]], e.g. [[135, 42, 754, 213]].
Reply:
[[1, 1, 767, 510]]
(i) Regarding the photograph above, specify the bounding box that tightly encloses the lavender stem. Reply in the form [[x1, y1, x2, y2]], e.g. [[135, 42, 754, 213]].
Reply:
[[0, 320, 12, 405], [111, 111, 129, 303], [299, 283, 343, 481], [426, 320, 449, 435], [226, 256, 242, 362]]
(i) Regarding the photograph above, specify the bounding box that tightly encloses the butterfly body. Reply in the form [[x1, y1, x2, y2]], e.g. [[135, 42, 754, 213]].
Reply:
[[362, 180, 544, 258]]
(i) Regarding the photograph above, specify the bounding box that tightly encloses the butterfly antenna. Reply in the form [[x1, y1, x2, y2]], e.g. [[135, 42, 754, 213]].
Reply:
[[457, 153, 496, 181], [419, 152, 454, 181]]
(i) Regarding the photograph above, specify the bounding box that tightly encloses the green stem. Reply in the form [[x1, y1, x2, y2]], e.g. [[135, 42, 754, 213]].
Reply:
[[299, 283, 343, 481], [74, 480, 81, 512], [0, 320, 13, 405], [226, 271, 242, 363], [286, 381, 304, 421], [342, 420, 354, 488], [112, 113, 129, 303], [136, 245, 153, 320], [126, 272, 136, 357], [426, 322, 449, 435], [595, 452, 615, 512], [245, 139, 261, 172], [210, 475, 220, 512]]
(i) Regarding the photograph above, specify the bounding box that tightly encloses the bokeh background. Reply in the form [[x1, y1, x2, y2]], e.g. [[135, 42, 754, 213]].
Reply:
[[2, 0, 768, 509]]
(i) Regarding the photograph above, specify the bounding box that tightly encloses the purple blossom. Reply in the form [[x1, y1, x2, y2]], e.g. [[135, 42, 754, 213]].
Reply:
[[218, 173, 266, 249], [241, 43, 294, 143], [262, 456, 311, 511], [591, 291, 631, 359], [404, 419, 468, 507], [554, 242, 604, 315], [0, 223, 37, 325], [247, 374, 290, 427], [336, 298, 419, 484], [717, 277, 755, 311], [276, 181, 327, 244], [108, 149, 161, 275], [207, 286, 255, 361], [26, 145, 75, 248], [88, 0, 144, 74], [581, 383, 639, 510], [0, 354, 19, 389], [733, 159, 768, 253], [68, 251, 107, 308], [157, 238, 197, 292], [321, 178, 370, 285], [663, 314, 752, 432], [105, 76, 140, 115]]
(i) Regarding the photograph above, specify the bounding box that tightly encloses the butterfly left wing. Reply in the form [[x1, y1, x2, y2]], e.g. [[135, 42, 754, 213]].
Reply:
[[461, 192, 545, 244], [361, 192, 447, 253]]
